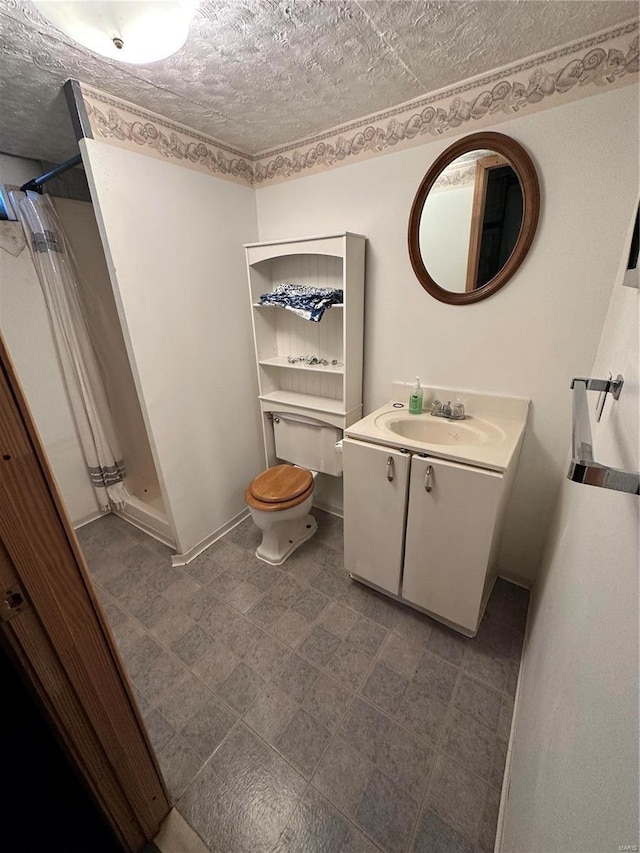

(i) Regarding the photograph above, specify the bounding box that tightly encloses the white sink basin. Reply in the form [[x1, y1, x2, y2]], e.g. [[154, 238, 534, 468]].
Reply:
[[374, 413, 505, 447]]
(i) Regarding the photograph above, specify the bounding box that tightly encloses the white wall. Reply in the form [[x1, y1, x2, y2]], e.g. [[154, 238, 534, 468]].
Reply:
[[501, 214, 639, 851], [81, 140, 263, 555], [0, 215, 100, 526], [54, 198, 164, 509], [255, 85, 639, 584]]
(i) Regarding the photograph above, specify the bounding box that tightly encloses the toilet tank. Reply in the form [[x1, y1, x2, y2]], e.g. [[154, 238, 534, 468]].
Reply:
[[272, 413, 343, 476]]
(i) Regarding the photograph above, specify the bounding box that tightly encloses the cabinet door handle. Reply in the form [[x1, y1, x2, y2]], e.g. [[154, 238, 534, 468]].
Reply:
[[386, 456, 394, 481], [425, 465, 433, 492]]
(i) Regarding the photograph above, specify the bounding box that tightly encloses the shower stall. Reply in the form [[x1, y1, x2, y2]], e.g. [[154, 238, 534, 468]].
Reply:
[[1, 157, 175, 549]]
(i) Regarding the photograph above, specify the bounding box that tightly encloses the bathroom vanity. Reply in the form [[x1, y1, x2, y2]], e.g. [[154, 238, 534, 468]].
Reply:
[[343, 386, 529, 636]]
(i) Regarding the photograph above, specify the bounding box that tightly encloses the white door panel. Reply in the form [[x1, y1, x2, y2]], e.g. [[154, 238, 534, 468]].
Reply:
[[402, 456, 503, 633], [343, 437, 410, 595]]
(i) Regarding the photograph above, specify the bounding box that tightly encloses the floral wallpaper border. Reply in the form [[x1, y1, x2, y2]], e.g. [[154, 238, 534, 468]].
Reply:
[[80, 21, 638, 188]]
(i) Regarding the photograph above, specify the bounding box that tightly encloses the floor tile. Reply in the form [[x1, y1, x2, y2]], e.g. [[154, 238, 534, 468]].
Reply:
[[159, 735, 205, 801], [324, 639, 373, 689], [299, 625, 342, 666], [489, 737, 508, 791], [426, 623, 470, 666], [361, 662, 409, 716], [496, 696, 514, 742], [454, 674, 502, 731], [248, 562, 284, 592], [478, 783, 501, 852], [178, 723, 306, 853], [134, 650, 186, 706], [82, 515, 528, 853], [155, 672, 214, 730], [318, 601, 360, 639], [425, 755, 489, 845], [411, 808, 475, 853], [271, 609, 314, 648], [292, 587, 330, 621], [170, 624, 212, 666], [391, 604, 434, 644], [302, 673, 353, 733], [226, 517, 262, 553], [216, 662, 265, 713], [149, 605, 196, 646], [163, 574, 202, 610], [463, 645, 509, 692], [413, 650, 459, 703], [376, 723, 435, 801], [248, 591, 288, 629], [356, 768, 418, 853], [245, 629, 290, 679], [143, 707, 175, 753], [183, 552, 225, 586], [347, 618, 387, 657], [179, 694, 238, 760], [339, 697, 392, 763], [148, 566, 184, 593], [311, 566, 349, 597], [276, 708, 332, 778], [137, 594, 172, 630], [269, 574, 309, 607], [223, 579, 264, 613], [244, 683, 298, 743], [284, 550, 323, 586], [273, 786, 378, 853], [396, 680, 450, 746], [312, 736, 373, 818], [274, 654, 322, 702], [441, 708, 496, 781]]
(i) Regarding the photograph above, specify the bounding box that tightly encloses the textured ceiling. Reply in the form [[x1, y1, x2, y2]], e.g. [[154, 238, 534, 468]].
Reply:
[[0, 0, 637, 164]]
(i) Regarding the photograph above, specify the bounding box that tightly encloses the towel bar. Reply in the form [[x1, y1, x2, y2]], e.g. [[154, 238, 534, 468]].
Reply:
[[568, 375, 639, 495]]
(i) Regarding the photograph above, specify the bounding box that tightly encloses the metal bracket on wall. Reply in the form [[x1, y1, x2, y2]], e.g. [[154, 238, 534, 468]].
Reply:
[[568, 375, 639, 495]]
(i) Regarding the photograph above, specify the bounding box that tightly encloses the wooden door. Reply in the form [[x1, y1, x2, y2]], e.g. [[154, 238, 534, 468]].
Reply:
[[343, 437, 410, 595], [0, 335, 169, 852], [402, 455, 503, 634]]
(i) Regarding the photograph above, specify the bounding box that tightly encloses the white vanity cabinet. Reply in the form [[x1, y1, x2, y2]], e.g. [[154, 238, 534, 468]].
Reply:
[[402, 455, 503, 633], [343, 436, 507, 635]]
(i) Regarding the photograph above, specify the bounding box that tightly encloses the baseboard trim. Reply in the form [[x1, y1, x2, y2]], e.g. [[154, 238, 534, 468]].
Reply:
[[497, 570, 533, 591], [494, 585, 534, 851], [171, 509, 250, 566], [114, 506, 176, 550], [312, 500, 344, 519], [73, 509, 104, 530]]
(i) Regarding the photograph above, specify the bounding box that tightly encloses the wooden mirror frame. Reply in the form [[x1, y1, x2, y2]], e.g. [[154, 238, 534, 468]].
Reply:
[[408, 131, 540, 305]]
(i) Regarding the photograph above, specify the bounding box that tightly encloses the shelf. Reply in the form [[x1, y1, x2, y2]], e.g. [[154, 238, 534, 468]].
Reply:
[[252, 303, 344, 310], [259, 390, 346, 415], [259, 356, 344, 375]]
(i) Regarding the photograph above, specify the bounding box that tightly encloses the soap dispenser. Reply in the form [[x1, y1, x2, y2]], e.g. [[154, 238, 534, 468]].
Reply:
[[409, 377, 423, 414]]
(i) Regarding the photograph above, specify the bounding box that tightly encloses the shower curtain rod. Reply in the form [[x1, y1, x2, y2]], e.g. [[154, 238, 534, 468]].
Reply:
[[20, 153, 83, 194]]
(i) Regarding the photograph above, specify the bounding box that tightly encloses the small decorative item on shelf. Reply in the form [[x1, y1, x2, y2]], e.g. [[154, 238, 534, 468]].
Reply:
[[287, 354, 343, 367], [259, 284, 344, 322]]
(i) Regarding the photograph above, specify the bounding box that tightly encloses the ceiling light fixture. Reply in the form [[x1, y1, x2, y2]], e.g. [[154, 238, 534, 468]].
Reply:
[[33, 1, 198, 64]]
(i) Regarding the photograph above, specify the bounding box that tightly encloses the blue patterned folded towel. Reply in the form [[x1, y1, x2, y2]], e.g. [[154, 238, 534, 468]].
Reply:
[[260, 284, 343, 322]]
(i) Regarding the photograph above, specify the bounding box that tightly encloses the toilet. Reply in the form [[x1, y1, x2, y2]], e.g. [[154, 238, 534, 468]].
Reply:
[[245, 412, 342, 565]]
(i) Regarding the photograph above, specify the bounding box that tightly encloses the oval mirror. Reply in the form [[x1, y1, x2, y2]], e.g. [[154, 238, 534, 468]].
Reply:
[[408, 132, 540, 305]]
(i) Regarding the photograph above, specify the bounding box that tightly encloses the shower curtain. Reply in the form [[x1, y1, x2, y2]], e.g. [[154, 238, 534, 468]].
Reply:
[[12, 190, 130, 511]]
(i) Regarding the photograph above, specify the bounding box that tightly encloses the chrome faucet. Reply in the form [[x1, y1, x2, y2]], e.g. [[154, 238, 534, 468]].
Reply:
[[431, 399, 466, 420]]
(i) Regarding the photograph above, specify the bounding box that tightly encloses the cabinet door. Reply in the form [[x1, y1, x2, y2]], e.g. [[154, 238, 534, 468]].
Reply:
[[402, 456, 503, 633], [343, 438, 410, 595]]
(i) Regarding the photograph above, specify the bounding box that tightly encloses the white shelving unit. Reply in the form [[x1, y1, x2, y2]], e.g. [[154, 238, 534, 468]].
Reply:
[[245, 232, 365, 461]]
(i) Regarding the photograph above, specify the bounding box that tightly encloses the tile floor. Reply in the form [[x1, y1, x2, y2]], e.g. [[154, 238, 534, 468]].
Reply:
[[77, 510, 528, 853]]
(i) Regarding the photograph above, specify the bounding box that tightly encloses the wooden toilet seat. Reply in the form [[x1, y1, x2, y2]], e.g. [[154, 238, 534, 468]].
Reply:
[[246, 464, 314, 512]]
